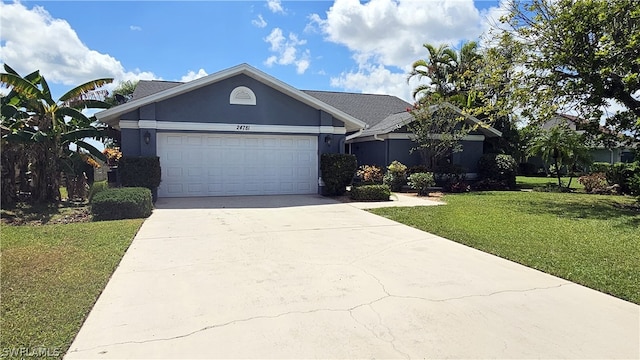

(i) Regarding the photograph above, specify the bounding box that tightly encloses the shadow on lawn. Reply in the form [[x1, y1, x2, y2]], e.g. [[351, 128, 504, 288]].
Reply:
[[521, 196, 640, 223]]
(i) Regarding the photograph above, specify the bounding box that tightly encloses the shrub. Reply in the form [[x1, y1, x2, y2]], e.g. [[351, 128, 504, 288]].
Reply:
[[321, 153, 357, 196], [478, 153, 517, 188], [605, 162, 639, 195], [356, 165, 384, 185], [383, 160, 407, 191], [91, 187, 152, 221], [407, 172, 435, 196], [88, 180, 109, 203], [518, 162, 536, 176], [350, 184, 391, 201], [578, 172, 609, 194], [434, 163, 466, 188], [447, 180, 471, 193], [473, 178, 510, 191], [590, 162, 611, 174], [406, 165, 429, 176], [119, 156, 161, 190]]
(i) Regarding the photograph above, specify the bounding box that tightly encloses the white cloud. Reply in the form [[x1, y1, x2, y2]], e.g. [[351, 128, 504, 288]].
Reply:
[[263, 28, 311, 74], [310, 0, 489, 99], [311, 0, 483, 69], [266, 0, 285, 14], [179, 69, 208, 82], [0, 2, 157, 89], [129, 25, 142, 31], [251, 14, 267, 28], [330, 63, 420, 103]]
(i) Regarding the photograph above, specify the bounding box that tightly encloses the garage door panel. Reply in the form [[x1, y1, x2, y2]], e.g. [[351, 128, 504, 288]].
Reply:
[[158, 133, 318, 197]]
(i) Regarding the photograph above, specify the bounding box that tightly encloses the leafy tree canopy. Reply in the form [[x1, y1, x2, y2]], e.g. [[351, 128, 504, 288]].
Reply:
[[483, 0, 640, 142]]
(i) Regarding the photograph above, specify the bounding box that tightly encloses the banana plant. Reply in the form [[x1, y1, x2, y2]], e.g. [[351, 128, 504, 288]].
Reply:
[[1, 64, 113, 203]]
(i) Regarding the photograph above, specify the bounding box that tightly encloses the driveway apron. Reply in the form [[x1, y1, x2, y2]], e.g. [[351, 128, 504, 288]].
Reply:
[[66, 195, 639, 359]]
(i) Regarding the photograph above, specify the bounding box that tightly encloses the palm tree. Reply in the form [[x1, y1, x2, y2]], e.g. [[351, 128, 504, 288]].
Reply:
[[409, 41, 481, 105], [527, 124, 591, 189], [1, 64, 113, 204]]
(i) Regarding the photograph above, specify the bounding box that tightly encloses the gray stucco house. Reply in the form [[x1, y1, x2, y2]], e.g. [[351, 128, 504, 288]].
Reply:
[[96, 64, 501, 198]]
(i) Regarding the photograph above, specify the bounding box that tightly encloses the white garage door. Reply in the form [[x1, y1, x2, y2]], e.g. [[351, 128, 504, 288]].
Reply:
[[157, 133, 318, 197]]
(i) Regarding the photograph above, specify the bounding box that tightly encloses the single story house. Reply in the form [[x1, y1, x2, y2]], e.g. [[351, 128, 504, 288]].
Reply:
[[96, 64, 501, 198], [315, 96, 502, 176]]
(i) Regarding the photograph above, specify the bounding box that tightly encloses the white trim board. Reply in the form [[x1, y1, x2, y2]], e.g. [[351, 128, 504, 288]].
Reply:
[[120, 120, 346, 135], [347, 133, 485, 143]]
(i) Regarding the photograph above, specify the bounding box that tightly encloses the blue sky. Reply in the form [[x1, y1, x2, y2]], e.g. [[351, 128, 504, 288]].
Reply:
[[1, 0, 504, 103]]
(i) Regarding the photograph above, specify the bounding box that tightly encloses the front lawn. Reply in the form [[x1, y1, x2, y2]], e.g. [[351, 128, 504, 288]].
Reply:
[[1, 220, 144, 359], [370, 191, 640, 304], [516, 175, 584, 190]]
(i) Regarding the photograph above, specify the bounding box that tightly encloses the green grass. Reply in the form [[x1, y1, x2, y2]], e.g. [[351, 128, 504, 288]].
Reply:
[[370, 191, 640, 304], [1, 220, 144, 359], [516, 175, 585, 190]]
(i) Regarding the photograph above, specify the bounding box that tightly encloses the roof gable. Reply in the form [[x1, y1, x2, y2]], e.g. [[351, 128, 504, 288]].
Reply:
[[359, 102, 502, 138], [96, 64, 366, 132]]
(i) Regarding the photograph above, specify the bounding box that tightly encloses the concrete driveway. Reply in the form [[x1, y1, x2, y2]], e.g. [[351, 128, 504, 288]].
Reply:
[[66, 195, 639, 359]]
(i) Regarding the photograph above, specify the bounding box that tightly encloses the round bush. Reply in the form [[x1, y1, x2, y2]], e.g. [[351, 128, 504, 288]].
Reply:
[[407, 172, 435, 196], [478, 153, 517, 188], [91, 187, 152, 221]]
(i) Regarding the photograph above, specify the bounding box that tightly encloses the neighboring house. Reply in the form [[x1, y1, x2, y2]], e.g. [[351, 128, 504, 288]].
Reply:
[[537, 114, 635, 167], [95, 64, 501, 198]]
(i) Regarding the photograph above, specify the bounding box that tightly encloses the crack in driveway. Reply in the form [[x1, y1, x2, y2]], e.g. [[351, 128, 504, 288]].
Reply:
[[68, 283, 573, 355]]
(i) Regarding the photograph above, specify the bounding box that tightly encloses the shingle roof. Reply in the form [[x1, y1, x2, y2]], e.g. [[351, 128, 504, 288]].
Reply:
[[302, 90, 412, 128], [131, 80, 182, 100]]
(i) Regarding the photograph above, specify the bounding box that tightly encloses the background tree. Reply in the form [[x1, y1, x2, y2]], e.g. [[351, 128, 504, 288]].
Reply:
[[485, 0, 640, 142], [104, 80, 138, 107], [407, 101, 472, 171], [528, 124, 591, 189], [1, 65, 112, 204], [408, 41, 509, 170]]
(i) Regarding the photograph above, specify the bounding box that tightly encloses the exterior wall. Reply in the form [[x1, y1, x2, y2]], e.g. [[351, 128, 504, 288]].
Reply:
[[117, 75, 351, 195], [153, 74, 320, 126], [388, 139, 422, 167], [453, 140, 484, 173], [351, 136, 486, 172], [592, 148, 617, 163], [350, 141, 386, 167]]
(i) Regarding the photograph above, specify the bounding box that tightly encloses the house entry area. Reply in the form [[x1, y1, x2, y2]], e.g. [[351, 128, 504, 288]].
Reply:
[[157, 132, 318, 197]]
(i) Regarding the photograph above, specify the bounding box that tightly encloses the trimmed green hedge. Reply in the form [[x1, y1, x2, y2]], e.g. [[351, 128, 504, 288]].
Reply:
[[91, 187, 152, 221], [350, 184, 391, 201], [321, 153, 357, 196], [119, 156, 161, 190], [88, 180, 109, 203]]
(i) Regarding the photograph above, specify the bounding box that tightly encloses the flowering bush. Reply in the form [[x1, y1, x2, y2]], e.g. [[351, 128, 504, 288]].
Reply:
[[356, 165, 384, 184], [578, 172, 609, 194], [103, 147, 122, 166], [383, 160, 408, 191]]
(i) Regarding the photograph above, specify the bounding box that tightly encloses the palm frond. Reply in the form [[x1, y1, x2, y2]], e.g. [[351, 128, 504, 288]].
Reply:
[[0, 73, 43, 100], [59, 78, 113, 102], [75, 140, 107, 162]]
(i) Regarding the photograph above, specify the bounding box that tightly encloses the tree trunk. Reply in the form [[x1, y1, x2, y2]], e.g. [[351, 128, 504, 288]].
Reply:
[[30, 140, 61, 204], [554, 157, 562, 188], [1, 141, 19, 209]]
